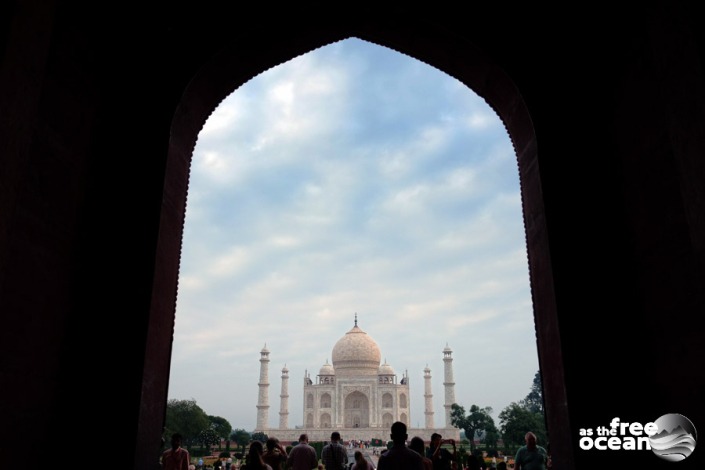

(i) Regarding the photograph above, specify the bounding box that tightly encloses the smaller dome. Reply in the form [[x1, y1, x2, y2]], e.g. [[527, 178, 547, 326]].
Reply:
[[378, 360, 395, 376], [319, 360, 335, 376]]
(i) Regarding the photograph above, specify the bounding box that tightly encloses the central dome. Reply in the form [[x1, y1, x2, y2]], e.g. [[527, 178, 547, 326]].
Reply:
[[331, 323, 382, 376]]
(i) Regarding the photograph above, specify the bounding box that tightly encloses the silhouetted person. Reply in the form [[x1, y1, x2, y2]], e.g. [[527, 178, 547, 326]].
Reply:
[[286, 434, 319, 470], [351, 450, 372, 470], [514, 432, 547, 470], [426, 433, 456, 470], [409, 436, 433, 470], [263, 437, 287, 470], [321, 431, 348, 470], [376, 421, 424, 470], [472, 449, 486, 470], [161, 433, 190, 470], [242, 441, 273, 470], [465, 454, 482, 470]]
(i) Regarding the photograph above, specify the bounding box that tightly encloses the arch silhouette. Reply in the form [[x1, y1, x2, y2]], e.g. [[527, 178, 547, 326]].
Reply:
[[4, 6, 704, 470], [140, 27, 569, 467]]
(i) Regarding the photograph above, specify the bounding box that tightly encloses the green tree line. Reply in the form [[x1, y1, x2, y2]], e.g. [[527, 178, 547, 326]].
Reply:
[[165, 398, 251, 454], [450, 370, 547, 457], [168, 369, 547, 459]]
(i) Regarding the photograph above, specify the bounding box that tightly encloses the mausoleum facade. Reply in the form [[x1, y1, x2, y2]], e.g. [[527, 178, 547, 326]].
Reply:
[[255, 317, 460, 443]]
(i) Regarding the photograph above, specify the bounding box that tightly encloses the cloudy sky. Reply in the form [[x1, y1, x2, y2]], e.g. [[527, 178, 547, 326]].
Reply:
[[167, 37, 540, 433]]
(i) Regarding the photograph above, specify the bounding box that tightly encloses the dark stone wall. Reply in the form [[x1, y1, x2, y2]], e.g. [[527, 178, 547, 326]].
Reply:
[[0, 3, 703, 469]]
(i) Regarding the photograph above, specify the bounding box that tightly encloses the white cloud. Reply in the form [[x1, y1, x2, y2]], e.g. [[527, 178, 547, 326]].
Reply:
[[208, 246, 251, 278], [466, 110, 498, 130]]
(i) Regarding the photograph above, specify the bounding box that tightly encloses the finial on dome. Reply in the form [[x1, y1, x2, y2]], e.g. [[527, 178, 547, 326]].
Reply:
[[354, 312, 358, 327]]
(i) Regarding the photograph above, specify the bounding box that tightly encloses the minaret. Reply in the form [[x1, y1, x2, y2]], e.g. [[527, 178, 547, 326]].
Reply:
[[256, 344, 270, 430], [424, 364, 434, 428], [443, 343, 456, 427], [279, 364, 289, 429]]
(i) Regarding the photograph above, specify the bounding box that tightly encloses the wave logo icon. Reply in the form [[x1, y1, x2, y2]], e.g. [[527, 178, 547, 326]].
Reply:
[[649, 413, 697, 461]]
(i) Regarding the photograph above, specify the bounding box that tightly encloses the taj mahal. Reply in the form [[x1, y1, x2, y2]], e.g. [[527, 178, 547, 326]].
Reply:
[[254, 316, 461, 442]]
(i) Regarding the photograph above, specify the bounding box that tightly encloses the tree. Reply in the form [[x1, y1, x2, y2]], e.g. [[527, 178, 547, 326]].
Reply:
[[251, 431, 268, 443], [498, 369, 547, 456], [520, 371, 544, 414], [198, 428, 221, 451], [165, 399, 210, 448], [230, 429, 251, 451], [483, 420, 500, 453], [498, 402, 546, 455], [450, 403, 496, 451], [209, 415, 233, 441]]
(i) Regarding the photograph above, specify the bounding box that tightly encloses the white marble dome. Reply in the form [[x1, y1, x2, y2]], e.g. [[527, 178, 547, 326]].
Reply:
[[331, 323, 381, 376], [378, 360, 395, 376], [319, 360, 335, 376]]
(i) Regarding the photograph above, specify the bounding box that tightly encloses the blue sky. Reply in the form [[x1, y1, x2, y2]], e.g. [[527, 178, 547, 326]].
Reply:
[[167, 37, 539, 432]]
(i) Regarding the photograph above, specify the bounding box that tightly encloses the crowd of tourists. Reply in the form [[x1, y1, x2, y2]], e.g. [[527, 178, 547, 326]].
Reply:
[[160, 426, 550, 470]]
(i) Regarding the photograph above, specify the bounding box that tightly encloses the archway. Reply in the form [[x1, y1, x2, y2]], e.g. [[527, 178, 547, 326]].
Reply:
[[345, 391, 370, 428], [382, 393, 393, 408], [382, 412, 394, 429], [321, 393, 332, 409], [320, 412, 332, 428], [140, 24, 570, 470]]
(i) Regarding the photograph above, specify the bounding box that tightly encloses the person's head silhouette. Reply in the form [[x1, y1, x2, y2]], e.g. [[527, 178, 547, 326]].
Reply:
[[170, 433, 183, 451], [409, 436, 425, 456], [390, 421, 408, 445]]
